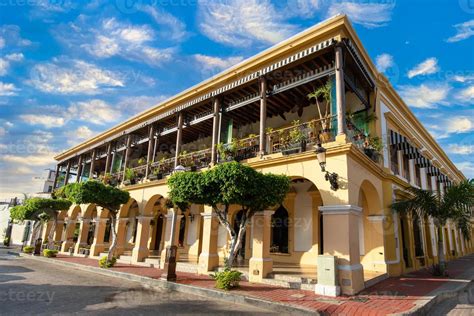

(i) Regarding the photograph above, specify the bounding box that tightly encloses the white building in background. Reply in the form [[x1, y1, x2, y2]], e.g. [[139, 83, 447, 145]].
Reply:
[[1, 168, 57, 246], [34, 168, 56, 197]]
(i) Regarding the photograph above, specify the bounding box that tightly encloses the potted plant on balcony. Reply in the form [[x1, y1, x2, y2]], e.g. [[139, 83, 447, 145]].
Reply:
[[308, 81, 333, 143], [217, 139, 240, 162], [123, 168, 135, 186], [282, 120, 307, 155], [363, 136, 383, 162]]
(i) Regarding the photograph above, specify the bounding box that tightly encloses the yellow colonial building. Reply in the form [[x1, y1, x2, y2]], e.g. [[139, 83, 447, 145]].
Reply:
[[47, 15, 473, 296]]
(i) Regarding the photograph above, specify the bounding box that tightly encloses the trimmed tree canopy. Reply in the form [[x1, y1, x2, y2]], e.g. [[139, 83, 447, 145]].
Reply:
[[55, 180, 130, 212], [10, 197, 72, 222], [168, 161, 291, 212]]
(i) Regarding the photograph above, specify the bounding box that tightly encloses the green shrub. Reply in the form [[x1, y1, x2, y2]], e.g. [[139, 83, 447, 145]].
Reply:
[[23, 246, 34, 254], [43, 249, 58, 258], [210, 269, 243, 290], [99, 256, 116, 268]]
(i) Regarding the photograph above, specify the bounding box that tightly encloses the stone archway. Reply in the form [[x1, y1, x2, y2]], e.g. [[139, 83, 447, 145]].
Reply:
[[358, 180, 386, 273]]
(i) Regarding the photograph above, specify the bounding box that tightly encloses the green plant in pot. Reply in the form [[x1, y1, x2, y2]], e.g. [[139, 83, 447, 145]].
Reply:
[[123, 168, 135, 185], [217, 139, 240, 161], [282, 120, 307, 155], [363, 136, 383, 162], [308, 81, 332, 143]]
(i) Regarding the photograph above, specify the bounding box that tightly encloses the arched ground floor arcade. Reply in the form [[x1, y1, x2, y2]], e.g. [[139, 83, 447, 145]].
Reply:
[[41, 152, 474, 296]]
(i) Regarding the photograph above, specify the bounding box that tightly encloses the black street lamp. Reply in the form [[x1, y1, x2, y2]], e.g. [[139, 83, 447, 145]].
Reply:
[[315, 143, 339, 191]]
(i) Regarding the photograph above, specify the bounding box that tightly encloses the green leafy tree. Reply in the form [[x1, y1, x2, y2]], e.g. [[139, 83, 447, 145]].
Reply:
[[55, 181, 130, 264], [10, 197, 72, 249], [391, 179, 474, 275], [168, 162, 290, 268]]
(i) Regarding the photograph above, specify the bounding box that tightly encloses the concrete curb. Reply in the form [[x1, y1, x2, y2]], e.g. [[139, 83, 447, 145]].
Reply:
[[18, 253, 317, 315], [392, 266, 474, 316]]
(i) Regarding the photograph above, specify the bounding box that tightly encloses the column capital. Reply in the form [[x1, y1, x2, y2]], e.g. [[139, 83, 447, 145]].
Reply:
[[78, 218, 91, 224], [254, 210, 275, 217], [200, 212, 217, 219], [319, 205, 362, 216], [136, 216, 154, 222]]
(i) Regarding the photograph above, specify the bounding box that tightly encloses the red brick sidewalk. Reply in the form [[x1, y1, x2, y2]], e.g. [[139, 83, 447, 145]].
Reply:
[[52, 254, 474, 315]]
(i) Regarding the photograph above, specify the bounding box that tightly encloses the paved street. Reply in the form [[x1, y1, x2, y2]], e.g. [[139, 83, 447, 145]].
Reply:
[[0, 249, 273, 315]]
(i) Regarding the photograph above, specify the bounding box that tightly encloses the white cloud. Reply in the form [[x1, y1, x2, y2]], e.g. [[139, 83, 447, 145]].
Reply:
[[15, 166, 35, 175], [20, 114, 66, 128], [0, 59, 7, 76], [60, 17, 174, 67], [284, 0, 321, 18], [66, 125, 95, 145], [407, 58, 439, 78], [447, 144, 474, 155], [398, 83, 450, 108], [117, 95, 168, 116], [0, 82, 19, 96], [5, 53, 24, 62], [1, 154, 55, 166], [0, 25, 32, 47], [141, 5, 188, 42], [375, 53, 394, 72], [327, 1, 394, 28], [194, 54, 244, 75], [29, 59, 124, 95], [447, 20, 474, 43], [0, 127, 5, 137], [68, 99, 121, 125], [456, 162, 474, 178], [428, 116, 474, 139], [198, 0, 297, 47], [451, 74, 474, 83], [0, 37, 4, 49], [0, 53, 24, 76], [457, 85, 474, 103]]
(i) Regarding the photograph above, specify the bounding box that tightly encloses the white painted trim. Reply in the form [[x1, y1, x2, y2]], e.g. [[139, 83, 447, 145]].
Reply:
[[315, 284, 340, 297], [367, 215, 386, 222], [319, 205, 362, 216], [337, 263, 363, 271]]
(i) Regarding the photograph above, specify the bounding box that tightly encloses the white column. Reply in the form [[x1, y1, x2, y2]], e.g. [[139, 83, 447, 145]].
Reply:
[[429, 217, 437, 257], [420, 168, 428, 190], [397, 151, 404, 177], [408, 159, 416, 186]]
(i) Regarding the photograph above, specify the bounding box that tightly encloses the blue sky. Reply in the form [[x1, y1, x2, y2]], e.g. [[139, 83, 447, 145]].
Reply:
[[0, 0, 473, 197]]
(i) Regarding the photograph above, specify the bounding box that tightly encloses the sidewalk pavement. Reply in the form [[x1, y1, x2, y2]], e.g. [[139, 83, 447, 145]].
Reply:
[[17, 252, 474, 315]]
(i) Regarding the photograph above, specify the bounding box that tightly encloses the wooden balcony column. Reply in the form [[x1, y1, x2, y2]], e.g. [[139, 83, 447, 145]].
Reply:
[[335, 43, 347, 141], [174, 112, 184, 168], [145, 124, 155, 179], [121, 135, 132, 183], [76, 155, 83, 183], [211, 98, 221, 165], [152, 127, 159, 164], [64, 160, 71, 185], [52, 164, 60, 189], [89, 150, 96, 179], [104, 143, 112, 175], [259, 76, 267, 156]]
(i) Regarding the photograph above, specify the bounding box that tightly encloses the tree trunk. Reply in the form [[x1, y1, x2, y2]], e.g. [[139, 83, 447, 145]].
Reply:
[[47, 213, 58, 250], [106, 212, 118, 263], [226, 223, 248, 269], [30, 221, 42, 246], [437, 225, 446, 273]]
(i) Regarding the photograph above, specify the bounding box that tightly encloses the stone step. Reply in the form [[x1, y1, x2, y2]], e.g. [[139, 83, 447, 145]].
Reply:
[[117, 255, 132, 264], [176, 262, 199, 274], [271, 273, 317, 284], [144, 258, 160, 267], [364, 273, 388, 288]]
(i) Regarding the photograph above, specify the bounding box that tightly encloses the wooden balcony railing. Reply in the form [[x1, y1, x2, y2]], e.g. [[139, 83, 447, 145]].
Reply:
[[114, 115, 381, 186]]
